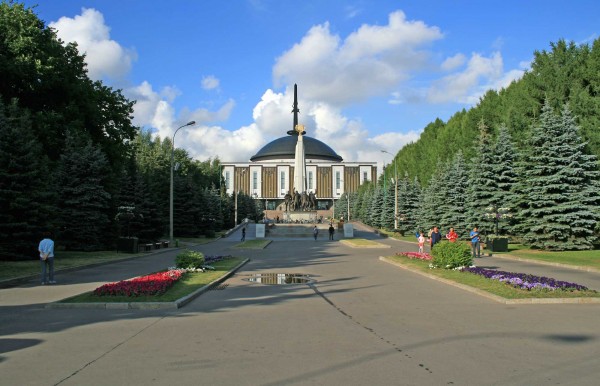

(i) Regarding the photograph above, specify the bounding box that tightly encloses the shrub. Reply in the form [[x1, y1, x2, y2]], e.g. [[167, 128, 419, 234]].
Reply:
[[175, 250, 205, 269], [204, 229, 216, 238], [431, 241, 472, 269]]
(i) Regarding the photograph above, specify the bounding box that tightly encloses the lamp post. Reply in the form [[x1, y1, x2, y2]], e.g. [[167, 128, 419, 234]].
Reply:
[[234, 169, 246, 225], [381, 150, 398, 230], [170, 120, 195, 243]]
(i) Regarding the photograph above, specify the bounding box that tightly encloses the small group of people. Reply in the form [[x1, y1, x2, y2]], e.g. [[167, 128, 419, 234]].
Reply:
[[313, 224, 336, 241], [416, 226, 482, 258]]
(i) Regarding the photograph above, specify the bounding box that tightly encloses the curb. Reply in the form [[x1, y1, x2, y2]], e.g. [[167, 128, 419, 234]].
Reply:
[[45, 258, 250, 310], [379, 256, 600, 305]]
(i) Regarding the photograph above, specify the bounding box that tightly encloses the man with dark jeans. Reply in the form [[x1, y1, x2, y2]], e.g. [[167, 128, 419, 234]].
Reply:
[[328, 224, 335, 240], [470, 226, 481, 258], [38, 231, 55, 285], [430, 226, 442, 250]]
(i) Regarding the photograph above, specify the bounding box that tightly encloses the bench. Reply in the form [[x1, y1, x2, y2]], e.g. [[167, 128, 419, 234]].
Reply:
[[162, 240, 170, 248], [139, 243, 153, 252]]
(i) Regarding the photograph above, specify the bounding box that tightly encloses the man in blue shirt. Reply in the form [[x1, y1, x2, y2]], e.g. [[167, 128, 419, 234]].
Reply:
[[38, 232, 55, 285], [470, 227, 481, 258]]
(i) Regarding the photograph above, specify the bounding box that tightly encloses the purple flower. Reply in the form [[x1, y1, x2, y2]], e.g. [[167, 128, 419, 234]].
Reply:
[[462, 267, 590, 291]]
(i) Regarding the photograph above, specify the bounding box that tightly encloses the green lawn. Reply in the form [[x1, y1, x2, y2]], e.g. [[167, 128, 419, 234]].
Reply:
[[59, 257, 244, 303], [340, 238, 389, 248], [494, 245, 600, 270], [234, 239, 271, 249], [0, 251, 150, 281], [386, 255, 600, 299]]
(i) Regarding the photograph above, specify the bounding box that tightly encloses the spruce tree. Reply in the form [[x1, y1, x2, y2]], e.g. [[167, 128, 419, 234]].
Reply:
[[466, 119, 497, 233], [56, 131, 112, 251], [439, 151, 470, 238], [417, 161, 446, 232], [368, 185, 384, 228], [380, 182, 396, 229], [491, 125, 519, 235], [0, 101, 54, 259], [519, 101, 600, 250]]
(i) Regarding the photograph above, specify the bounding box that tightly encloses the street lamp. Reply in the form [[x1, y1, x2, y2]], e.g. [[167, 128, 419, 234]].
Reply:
[[170, 120, 196, 243], [381, 150, 398, 230]]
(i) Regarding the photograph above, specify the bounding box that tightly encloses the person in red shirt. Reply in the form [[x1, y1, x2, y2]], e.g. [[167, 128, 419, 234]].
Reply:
[[446, 227, 458, 243]]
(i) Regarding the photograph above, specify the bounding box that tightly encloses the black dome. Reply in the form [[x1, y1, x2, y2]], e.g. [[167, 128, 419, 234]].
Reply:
[[250, 135, 343, 162]]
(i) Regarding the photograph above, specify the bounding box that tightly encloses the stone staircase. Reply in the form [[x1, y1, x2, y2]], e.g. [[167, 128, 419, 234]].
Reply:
[[267, 223, 324, 238]]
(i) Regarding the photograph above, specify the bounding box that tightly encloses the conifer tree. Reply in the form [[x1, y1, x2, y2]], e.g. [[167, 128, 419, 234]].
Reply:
[[417, 161, 446, 232], [439, 151, 470, 237], [466, 119, 497, 233], [0, 101, 54, 259], [368, 185, 384, 228], [56, 131, 112, 251], [491, 125, 519, 235], [518, 101, 600, 250], [380, 182, 396, 229]]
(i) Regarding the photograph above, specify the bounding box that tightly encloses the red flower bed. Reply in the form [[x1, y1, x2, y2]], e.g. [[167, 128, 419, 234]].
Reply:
[[93, 269, 184, 297], [396, 251, 433, 261]]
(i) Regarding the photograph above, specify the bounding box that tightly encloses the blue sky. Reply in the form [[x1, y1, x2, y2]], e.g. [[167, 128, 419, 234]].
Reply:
[[28, 0, 599, 167]]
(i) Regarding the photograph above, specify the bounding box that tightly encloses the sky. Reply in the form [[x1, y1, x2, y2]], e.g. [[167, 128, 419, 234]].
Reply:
[[26, 0, 599, 169]]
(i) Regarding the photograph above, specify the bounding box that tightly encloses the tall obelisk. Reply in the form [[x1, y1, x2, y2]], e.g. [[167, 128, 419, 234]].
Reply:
[[288, 84, 306, 194]]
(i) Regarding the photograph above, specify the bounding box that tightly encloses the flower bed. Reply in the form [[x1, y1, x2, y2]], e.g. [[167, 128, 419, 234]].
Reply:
[[204, 254, 232, 264], [93, 269, 185, 297], [462, 267, 591, 292], [396, 251, 433, 261]]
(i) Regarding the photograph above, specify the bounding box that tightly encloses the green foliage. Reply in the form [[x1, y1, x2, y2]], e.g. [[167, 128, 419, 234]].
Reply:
[[56, 131, 112, 251], [431, 242, 473, 269], [175, 249, 205, 269], [0, 100, 55, 260], [517, 101, 600, 250]]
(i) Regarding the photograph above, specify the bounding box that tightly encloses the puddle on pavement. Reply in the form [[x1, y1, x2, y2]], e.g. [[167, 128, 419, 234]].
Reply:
[[243, 273, 314, 285]]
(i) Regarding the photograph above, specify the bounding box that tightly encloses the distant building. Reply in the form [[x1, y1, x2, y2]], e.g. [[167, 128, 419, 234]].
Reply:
[[221, 85, 377, 219]]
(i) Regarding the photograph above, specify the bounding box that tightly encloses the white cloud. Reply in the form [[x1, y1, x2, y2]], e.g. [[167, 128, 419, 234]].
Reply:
[[201, 75, 220, 90], [49, 8, 136, 81], [441, 53, 466, 71], [427, 52, 510, 104], [50, 8, 528, 167], [273, 10, 443, 106]]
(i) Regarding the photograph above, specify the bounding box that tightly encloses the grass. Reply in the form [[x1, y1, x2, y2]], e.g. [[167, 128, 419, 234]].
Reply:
[[494, 245, 600, 270], [234, 239, 271, 249], [386, 255, 600, 299], [341, 238, 389, 248], [178, 235, 221, 245], [59, 257, 244, 303], [0, 251, 149, 281]]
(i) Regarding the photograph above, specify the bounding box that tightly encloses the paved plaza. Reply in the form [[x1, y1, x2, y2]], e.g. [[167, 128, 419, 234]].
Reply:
[[1, 224, 599, 385]]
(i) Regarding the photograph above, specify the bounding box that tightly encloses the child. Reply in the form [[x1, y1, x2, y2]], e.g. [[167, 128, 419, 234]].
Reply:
[[418, 232, 425, 253]]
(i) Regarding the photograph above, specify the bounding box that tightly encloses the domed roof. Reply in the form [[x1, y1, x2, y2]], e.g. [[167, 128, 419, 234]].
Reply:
[[250, 135, 343, 162]]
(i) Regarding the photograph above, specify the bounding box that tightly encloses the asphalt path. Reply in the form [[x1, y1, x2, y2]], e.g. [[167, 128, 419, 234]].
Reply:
[[1, 224, 599, 385]]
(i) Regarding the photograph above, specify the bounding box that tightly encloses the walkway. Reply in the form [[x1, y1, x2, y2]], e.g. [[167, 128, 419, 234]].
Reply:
[[1, 225, 599, 385]]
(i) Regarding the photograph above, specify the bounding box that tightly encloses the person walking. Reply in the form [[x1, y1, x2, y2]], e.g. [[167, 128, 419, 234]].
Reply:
[[470, 226, 481, 258], [430, 226, 442, 250], [313, 225, 319, 241], [241, 227, 246, 242], [38, 231, 55, 285], [328, 224, 335, 240]]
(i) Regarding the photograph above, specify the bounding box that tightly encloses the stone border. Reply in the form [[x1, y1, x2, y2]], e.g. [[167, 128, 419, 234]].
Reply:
[[45, 258, 250, 310], [340, 240, 391, 249], [379, 256, 600, 305]]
